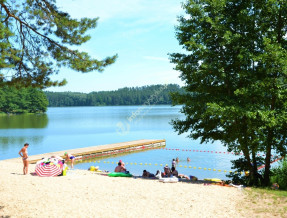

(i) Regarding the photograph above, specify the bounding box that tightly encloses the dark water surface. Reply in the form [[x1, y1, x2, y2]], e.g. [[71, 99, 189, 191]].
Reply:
[[0, 105, 236, 179]]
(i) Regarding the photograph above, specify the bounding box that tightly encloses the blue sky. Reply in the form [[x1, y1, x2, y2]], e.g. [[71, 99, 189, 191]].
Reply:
[[46, 0, 185, 93]]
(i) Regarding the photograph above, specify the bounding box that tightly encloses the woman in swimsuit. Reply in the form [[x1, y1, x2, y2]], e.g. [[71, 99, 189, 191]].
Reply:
[[64, 152, 75, 168], [19, 143, 29, 175]]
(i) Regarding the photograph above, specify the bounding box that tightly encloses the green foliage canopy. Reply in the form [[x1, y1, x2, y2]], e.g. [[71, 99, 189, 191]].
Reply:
[[0, 0, 117, 88], [0, 86, 48, 113], [271, 158, 287, 190], [170, 0, 287, 186]]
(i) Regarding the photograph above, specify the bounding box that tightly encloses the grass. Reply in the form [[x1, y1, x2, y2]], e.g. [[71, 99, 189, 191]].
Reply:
[[240, 187, 287, 217]]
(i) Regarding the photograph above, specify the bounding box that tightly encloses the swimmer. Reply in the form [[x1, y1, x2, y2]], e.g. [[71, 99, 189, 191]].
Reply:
[[172, 159, 176, 168]]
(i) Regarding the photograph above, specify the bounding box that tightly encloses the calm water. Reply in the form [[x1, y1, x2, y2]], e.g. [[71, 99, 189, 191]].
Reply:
[[0, 105, 236, 179]]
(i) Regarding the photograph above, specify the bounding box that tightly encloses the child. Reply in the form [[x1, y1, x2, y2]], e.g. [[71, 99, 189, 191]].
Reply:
[[64, 152, 75, 168]]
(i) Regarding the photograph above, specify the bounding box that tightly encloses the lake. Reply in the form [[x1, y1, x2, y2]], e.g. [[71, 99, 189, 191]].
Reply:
[[0, 105, 236, 179]]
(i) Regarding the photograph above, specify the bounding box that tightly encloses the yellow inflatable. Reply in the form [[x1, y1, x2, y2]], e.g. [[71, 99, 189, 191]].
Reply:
[[89, 166, 99, 171], [90, 166, 96, 171], [204, 178, 222, 183]]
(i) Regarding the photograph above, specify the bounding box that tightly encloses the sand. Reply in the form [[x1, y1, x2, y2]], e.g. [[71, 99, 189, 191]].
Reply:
[[0, 159, 248, 218]]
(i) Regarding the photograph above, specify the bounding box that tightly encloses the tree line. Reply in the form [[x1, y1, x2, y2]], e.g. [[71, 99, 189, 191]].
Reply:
[[45, 84, 183, 107], [0, 86, 48, 113], [0, 84, 182, 113]]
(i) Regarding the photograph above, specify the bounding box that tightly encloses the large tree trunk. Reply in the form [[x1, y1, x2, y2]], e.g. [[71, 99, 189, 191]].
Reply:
[[241, 122, 258, 186], [263, 130, 273, 186], [251, 149, 259, 186]]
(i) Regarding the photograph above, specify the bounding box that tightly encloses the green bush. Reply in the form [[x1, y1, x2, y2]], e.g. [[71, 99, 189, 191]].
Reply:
[[227, 156, 265, 186], [270, 158, 287, 190]]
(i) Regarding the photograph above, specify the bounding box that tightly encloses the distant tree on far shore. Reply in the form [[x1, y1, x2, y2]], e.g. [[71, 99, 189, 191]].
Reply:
[[45, 84, 183, 107]]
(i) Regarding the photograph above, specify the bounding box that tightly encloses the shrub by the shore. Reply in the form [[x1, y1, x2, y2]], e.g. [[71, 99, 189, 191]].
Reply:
[[270, 157, 287, 190]]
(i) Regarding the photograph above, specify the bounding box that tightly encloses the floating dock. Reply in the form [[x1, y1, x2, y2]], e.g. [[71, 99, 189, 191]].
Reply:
[[6, 139, 165, 164]]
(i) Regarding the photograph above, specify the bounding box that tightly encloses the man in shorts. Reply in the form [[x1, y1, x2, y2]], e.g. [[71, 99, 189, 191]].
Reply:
[[19, 143, 29, 175]]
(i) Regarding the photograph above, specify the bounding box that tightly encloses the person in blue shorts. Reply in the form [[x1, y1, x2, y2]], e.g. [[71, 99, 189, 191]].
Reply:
[[64, 152, 75, 168]]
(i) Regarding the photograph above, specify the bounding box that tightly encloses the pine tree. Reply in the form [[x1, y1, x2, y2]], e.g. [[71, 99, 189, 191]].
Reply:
[[0, 0, 117, 88]]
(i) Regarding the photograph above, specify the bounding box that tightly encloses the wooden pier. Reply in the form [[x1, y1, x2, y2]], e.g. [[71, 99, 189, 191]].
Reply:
[[6, 139, 165, 164]]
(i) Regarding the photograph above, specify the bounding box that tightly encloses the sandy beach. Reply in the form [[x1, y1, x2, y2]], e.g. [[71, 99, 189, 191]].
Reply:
[[0, 159, 248, 218]]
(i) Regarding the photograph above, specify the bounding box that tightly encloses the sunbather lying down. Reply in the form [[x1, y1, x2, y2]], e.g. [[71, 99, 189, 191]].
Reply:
[[142, 170, 155, 178], [171, 167, 190, 180]]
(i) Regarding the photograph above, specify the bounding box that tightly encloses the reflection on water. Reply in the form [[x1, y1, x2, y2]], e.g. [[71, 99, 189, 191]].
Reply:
[[0, 114, 48, 129], [0, 136, 44, 147], [0, 114, 48, 159]]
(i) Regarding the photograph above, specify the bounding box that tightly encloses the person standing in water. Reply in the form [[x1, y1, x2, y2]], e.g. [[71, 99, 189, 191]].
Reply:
[[19, 143, 29, 175], [172, 159, 176, 168]]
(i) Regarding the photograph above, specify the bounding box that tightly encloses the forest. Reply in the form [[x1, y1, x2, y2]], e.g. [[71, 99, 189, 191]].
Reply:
[[0, 86, 48, 113], [45, 84, 183, 107], [0, 84, 182, 113]]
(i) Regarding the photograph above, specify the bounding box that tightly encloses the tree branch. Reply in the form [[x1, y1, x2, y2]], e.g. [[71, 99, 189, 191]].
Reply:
[[0, 2, 77, 57]]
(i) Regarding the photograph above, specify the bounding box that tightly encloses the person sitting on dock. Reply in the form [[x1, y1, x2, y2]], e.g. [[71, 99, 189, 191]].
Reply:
[[114, 161, 126, 172], [64, 152, 75, 168]]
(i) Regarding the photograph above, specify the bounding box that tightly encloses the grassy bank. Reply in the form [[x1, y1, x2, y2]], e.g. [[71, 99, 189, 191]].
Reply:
[[240, 188, 287, 217]]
